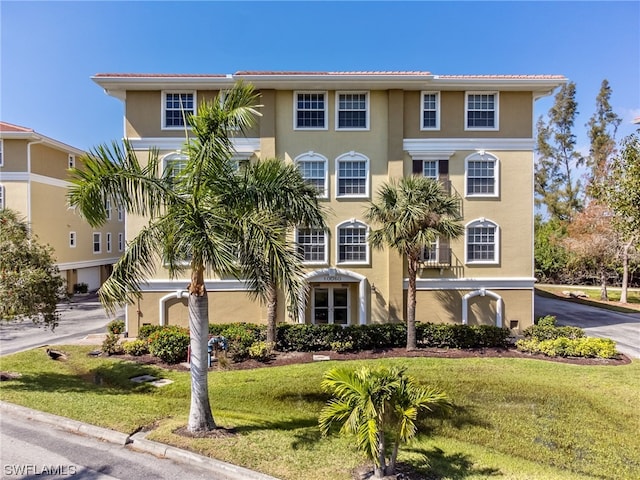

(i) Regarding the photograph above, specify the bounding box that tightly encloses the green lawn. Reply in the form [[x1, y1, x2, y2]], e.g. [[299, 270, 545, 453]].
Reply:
[[535, 285, 640, 313], [1, 346, 639, 480]]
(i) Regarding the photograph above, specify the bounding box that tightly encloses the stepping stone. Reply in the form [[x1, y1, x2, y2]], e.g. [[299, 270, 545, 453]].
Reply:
[[130, 374, 158, 383], [149, 378, 174, 387], [313, 354, 331, 361]]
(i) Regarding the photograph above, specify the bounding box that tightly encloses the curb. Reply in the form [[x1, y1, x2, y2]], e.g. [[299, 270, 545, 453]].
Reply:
[[0, 401, 280, 480]]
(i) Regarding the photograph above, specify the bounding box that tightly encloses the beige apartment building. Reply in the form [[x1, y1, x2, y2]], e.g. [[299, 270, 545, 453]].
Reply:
[[93, 71, 565, 336], [0, 122, 124, 293]]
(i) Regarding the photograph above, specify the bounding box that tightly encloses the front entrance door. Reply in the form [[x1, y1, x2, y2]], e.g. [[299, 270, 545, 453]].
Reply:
[[312, 286, 350, 325]]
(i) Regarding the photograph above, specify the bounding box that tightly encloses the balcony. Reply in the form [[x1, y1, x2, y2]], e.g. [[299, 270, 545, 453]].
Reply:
[[420, 246, 452, 268]]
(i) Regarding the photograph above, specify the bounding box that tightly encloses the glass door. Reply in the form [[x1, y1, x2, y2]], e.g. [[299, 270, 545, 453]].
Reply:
[[312, 286, 350, 325]]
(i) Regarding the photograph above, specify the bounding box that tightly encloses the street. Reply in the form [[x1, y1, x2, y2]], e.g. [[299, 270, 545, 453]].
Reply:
[[0, 413, 215, 480], [534, 293, 640, 358], [0, 295, 123, 356]]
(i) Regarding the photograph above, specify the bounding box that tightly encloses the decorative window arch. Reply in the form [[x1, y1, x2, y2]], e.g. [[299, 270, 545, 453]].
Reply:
[[335, 151, 370, 198], [336, 219, 369, 264], [162, 152, 188, 182], [465, 151, 499, 198], [295, 151, 328, 198], [465, 218, 500, 264], [462, 289, 503, 327]]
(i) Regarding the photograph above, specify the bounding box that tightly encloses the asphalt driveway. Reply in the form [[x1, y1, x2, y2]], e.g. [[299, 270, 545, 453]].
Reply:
[[534, 293, 640, 359]]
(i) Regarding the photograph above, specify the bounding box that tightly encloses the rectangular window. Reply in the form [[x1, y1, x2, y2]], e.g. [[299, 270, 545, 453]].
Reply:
[[163, 92, 195, 128], [105, 199, 112, 220], [422, 160, 438, 179], [68, 155, 75, 169], [297, 228, 327, 263], [466, 93, 498, 129], [295, 92, 326, 129], [338, 224, 368, 263], [297, 158, 327, 197], [69, 232, 76, 248], [467, 160, 496, 195], [337, 92, 368, 129], [93, 233, 101, 254], [467, 226, 496, 262], [421, 92, 440, 130], [337, 158, 368, 196], [118, 233, 124, 252], [117, 203, 124, 221], [106, 233, 112, 253]]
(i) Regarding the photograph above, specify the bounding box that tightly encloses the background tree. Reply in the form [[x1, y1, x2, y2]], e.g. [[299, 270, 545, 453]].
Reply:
[[602, 133, 640, 302], [365, 176, 463, 350], [586, 79, 621, 197], [563, 203, 619, 300], [535, 81, 583, 221], [319, 365, 450, 478], [534, 215, 571, 283], [69, 83, 308, 433], [0, 209, 64, 328]]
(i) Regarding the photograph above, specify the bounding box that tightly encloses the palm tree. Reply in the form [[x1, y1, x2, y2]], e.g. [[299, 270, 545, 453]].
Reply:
[[68, 82, 314, 432], [319, 365, 450, 478], [365, 176, 463, 350], [228, 159, 327, 344]]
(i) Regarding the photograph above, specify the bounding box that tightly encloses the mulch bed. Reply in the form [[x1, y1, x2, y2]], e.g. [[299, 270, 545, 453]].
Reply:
[[115, 346, 630, 372]]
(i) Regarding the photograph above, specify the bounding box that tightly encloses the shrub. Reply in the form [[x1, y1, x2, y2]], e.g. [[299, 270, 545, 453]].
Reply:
[[148, 326, 190, 364], [123, 339, 149, 356], [107, 319, 125, 335], [248, 341, 274, 361], [73, 282, 88, 294], [138, 324, 163, 341], [536, 315, 557, 327], [101, 332, 124, 355], [516, 337, 618, 358], [524, 324, 584, 341], [221, 324, 257, 361], [330, 340, 355, 353]]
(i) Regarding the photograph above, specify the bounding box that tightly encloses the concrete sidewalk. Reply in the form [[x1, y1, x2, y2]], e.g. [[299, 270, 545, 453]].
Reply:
[[0, 401, 279, 480]]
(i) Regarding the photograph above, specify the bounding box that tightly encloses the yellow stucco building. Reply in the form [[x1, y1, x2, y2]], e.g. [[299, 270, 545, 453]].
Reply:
[[92, 71, 566, 336], [0, 122, 124, 293]]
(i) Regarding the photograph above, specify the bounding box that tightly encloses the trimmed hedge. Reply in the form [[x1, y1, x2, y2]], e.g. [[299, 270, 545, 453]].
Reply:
[[147, 326, 190, 364], [516, 337, 618, 358]]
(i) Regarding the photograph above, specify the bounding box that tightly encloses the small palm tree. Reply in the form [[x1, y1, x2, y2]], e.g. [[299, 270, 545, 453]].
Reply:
[[365, 176, 463, 350], [319, 365, 450, 478], [68, 82, 312, 433]]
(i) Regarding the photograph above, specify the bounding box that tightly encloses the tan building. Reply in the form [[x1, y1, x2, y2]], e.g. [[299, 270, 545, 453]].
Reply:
[[93, 71, 566, 336], [0, 122, 124, 293]]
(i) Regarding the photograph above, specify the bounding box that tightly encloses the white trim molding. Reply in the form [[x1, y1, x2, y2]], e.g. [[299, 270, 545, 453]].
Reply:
[[403, 138, 534, 152], [128, 137, 260, 159], [406, 277, 536, 290], [56, 258, 120, 270], [462, 289, 503, 327], [138, 279, 254, 292]]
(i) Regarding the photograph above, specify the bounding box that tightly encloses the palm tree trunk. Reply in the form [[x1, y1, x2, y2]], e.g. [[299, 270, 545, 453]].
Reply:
[[266, 281, 277, 345], [374, 431, 387, 478], [187, 266, 216, 432], [406, 257, 418, 351], [388, 440, 400, 475]]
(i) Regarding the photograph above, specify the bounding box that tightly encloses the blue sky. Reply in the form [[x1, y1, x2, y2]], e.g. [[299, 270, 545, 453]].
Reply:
[[1, 1, 638, 152]]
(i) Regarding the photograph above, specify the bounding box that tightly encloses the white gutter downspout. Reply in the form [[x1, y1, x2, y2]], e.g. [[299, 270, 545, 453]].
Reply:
[[26, 138, 44, 225], [158, 290, 189, 326]]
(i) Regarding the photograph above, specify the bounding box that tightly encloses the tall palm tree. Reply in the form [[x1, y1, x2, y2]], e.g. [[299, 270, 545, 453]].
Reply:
[[68, 82, 310, 432], [365, 176, 463, 350], [227, 159, 327, 344], [319, 365, 450, 478]]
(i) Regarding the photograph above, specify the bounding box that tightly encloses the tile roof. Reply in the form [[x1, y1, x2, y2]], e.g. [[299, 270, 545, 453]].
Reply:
[[235, 71, 433, 76], [0, 121, 34, 133]]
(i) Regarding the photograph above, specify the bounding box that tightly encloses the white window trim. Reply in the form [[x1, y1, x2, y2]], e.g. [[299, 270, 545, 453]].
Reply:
[[161, 90, 196, 130], [335, 151, 370, 199], [68, 155, 75, 169], [0, 184, 4, 209], [464, 151, 500, 198], [118, 233, 124, 252], [293, 91, 328, 131], [335, 91, 370, 131], [296, 226, 329, 266], [117, 203, 124, 222], [465, 218, 500, 265], [69, 231, 76, 248], [105, 199, 112, 220], [421, 237, 440, 262], [336, 219, 370, 265], [420, 91, 441, 131], [422, 159, 439, 179], [464, 91, 499, 131], [92, 232, 101, 254], [294, 151, 329, 199], [106, 232, 112, 253], [162, 152, 188, 179], [0, 139, 3, 166]]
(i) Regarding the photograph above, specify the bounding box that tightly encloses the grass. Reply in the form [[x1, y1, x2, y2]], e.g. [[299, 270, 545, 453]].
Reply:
[[535, 285, 640, 313], [1, 346, 639, 480]]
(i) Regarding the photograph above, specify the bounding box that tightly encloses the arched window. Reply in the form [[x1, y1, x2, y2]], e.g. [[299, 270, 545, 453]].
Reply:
[[295, 151, 328, 198], [162, 153, 188, 183], [336, 219, 369, 264], [466, 218, 499, 264], [335, 151, 370, 198], [465, 151, 499, 197]]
